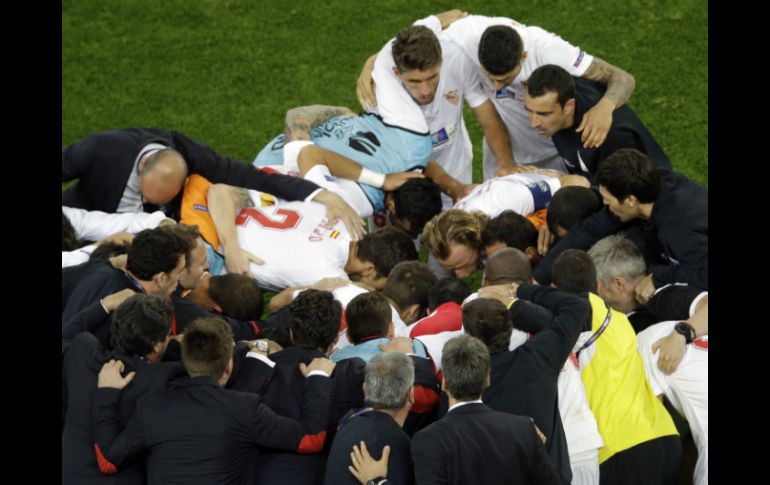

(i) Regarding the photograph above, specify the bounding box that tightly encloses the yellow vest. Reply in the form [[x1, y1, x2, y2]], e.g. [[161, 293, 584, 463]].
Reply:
[[580, 293, 678, 463]]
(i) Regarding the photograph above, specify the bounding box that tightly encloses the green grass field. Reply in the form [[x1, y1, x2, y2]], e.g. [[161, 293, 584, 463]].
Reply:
[[63, 0, 707, 297], [63, 0, 707, 186]]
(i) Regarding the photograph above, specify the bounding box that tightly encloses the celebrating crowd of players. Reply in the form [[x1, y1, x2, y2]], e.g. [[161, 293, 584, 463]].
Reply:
[[62, 10, 707, 485]]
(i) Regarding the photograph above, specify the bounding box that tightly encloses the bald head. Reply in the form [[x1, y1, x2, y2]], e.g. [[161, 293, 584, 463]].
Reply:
[[483, 247, 531, 286], [139, 148, 188, 205]]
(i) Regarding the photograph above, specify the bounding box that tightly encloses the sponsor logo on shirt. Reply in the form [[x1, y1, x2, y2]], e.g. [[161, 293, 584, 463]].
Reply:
[[193, 204, 208, 212], [495, 88, 515, 100], [574, 50, 585, 68], [443, 89, 460, 105], [324, 174, 336, 182]]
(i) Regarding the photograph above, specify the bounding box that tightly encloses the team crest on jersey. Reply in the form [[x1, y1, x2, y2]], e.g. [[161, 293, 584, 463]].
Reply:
[[259, 193, 277, 207], [193, 204, 208, 212], [443, 89, 460, 105]]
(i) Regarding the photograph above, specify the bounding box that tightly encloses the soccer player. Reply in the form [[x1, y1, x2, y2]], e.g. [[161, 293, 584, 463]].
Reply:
[[179, 175, 418, 292]]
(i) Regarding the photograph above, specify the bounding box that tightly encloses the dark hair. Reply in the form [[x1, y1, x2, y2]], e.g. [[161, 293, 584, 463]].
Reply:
[[208, 274, 263, 321], [596, 148, 661, 203], [428, 277, 471, 310], [462, 298, 513, 353], [547, 187, 602, 235], [346, 292, 392, 344], [289, 289, 342, 350], [526, 64, 576, 107], [382, 261, 437, 318], [62, 212, 81, 251], [357, 226, 418, 279], [126, 227, 191, 280], [482, 210, 537, 251], [478, 25, 523, 75], [441, 335, 490, 401], [391, 178, 443, 237], [552, 249, 597, 294], [90, 241, 131, 261], [157, 224, 200, 270], [110, 294, 173, 355], [182, 317, 234, 379], [391, 25, 442, 73]]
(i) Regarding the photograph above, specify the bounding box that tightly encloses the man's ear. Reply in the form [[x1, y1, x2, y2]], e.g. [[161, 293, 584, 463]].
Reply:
[[386, 195, 396, 214], [402, 303, 421, 324], [387, 321, 395, 339], [564, 98, 576, 115]]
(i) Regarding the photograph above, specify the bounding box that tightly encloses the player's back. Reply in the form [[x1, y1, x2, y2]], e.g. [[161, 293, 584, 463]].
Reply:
[[454, 172, 561, 217], [236, 192, 351, 291]]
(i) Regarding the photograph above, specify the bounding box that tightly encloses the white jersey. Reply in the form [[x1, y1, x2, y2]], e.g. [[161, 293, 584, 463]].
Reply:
[[234, 191, 351, 291], [63, 206, 168, 242], [637, 321, 709, 485], [62, 205, 168, 268], [372, 33, 488, 208], [454, 172, 561, 217], [429, 15, 594, 176], [308, 284, 410, 355]]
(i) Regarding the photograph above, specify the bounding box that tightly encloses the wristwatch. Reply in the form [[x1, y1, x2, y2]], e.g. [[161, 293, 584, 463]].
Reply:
[[674, 322, 695, 344], [254, 340, 270, 355], [366, 478, 387, 485]]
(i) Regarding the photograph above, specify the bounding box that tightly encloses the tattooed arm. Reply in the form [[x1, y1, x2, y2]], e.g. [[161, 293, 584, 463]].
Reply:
[[285, 105, 357, 141], [577, 57, 636, 148]]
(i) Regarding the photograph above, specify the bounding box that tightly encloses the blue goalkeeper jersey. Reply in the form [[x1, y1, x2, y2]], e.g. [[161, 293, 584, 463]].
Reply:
[[253, 113, 431, 211]]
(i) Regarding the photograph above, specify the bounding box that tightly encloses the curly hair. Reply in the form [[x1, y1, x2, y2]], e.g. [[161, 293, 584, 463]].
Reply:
[[110, 294, 173, 355], [289, 289, 342, 350]]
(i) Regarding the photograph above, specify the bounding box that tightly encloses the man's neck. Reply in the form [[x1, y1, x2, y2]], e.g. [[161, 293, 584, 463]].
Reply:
[[638, 202, 654, 220], [376, 406, 409, 428]]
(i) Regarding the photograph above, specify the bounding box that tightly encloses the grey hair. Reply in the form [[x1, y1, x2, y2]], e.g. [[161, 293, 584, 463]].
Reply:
[[364, 352, 414, 410], [441, 335, 490, 401], [588, 234, 647, 286]]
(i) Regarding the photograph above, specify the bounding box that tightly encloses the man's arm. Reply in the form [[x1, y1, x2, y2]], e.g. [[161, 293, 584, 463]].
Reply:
[[285, 105, 357, 142], [532, 207, 626, 284], [207, 184, 265, 276], [471, 100, 517, 176], [651, 294, 708, 375], [171, 130, 323, 202], [577, 57, 636, 148], [424, 160, 476, 203], [296, 144, 424, 191]]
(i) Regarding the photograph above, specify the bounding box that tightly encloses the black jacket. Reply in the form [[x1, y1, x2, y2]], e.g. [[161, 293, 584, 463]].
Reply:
[[411, 402, 566, 485], [62, 128, 321, 218], [325, 409, 413, 485], [62, 332, 185, 485], [552, 78, 671, 179], [229, 345, 366, 484], [482, 284, 589, 484], [92, 374, 333, 485], [533, 169, 708, 290]]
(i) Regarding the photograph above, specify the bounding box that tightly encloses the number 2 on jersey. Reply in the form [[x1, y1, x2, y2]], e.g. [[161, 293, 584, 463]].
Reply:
[[236, 207, 301, 231]]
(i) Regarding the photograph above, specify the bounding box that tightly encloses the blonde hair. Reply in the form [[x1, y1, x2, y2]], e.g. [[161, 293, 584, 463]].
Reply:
[[421, 209, 488, 259]]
